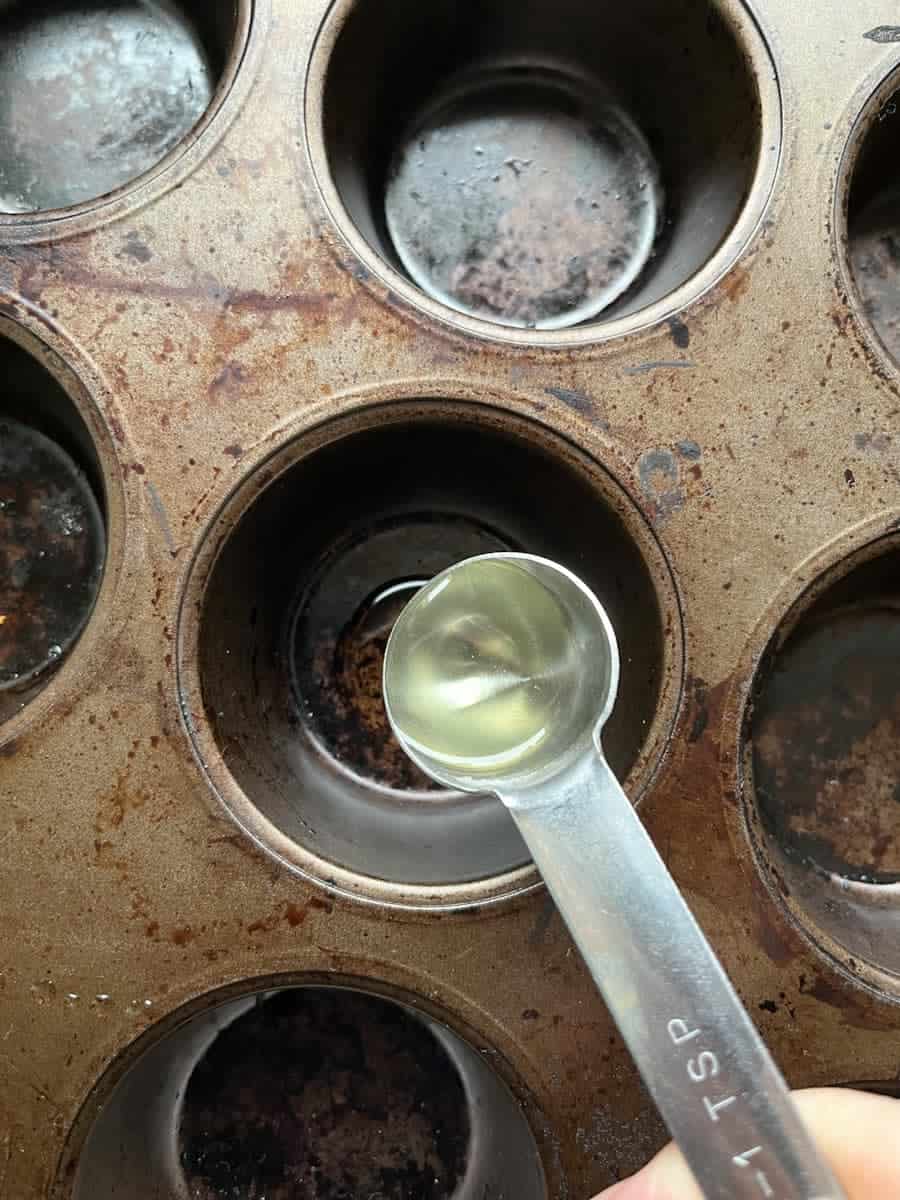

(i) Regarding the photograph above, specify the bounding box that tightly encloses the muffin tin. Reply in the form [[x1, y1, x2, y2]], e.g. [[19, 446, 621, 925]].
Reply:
[[2, 1, 900, 1198]]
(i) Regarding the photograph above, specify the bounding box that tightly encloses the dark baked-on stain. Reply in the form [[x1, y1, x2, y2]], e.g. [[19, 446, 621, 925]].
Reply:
[[179, 988, 470, 1200]]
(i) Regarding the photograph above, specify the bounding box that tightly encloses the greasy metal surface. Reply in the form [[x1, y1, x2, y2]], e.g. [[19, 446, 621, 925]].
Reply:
[[0, 0, 899, 1197], [0, 1, 234, 214], [0, 419, 105, 706], [385, 65, 662, 329]]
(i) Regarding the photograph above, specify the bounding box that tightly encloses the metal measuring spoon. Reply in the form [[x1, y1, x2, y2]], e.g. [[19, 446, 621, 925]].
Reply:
[[383, 553, 846, 1200]]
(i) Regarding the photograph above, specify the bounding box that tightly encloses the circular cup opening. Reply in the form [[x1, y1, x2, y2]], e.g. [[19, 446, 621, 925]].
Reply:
[[746, 538, 900, 977], [845, 73, 900, 367], [180, 405, 680, 905], [66, 984, 547, 1200], [0, 0, 245, 213], [0, 334, 106, 724], [309, 0, 778, 337]]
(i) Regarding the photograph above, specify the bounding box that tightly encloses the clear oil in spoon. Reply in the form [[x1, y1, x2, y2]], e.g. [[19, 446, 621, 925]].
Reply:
[[384, 557, 597, 779]]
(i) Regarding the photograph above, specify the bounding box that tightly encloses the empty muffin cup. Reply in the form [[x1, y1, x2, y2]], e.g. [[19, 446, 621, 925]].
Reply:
[[309, 0, 780, 335], [0, 0, 246, 213]]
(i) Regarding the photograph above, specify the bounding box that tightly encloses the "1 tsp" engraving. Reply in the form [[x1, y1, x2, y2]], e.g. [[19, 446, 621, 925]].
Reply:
[[667, 1019, 774, 1197]]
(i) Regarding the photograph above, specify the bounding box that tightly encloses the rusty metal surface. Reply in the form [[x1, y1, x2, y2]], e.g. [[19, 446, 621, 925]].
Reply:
[[0, 1, 899, 1198]]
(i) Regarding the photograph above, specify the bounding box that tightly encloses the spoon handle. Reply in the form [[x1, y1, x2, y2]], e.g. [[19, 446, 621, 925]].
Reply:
[[504, 751, 847, 1200]]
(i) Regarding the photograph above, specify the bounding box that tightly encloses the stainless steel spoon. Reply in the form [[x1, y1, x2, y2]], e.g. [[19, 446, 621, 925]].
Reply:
[[383, 552, 846, 1200]]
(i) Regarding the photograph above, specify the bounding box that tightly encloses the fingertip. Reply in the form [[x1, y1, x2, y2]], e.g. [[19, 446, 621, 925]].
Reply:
[[593, 1140, 703, 1200]]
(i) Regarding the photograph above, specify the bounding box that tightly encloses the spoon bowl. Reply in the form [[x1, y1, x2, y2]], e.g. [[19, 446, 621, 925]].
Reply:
[[383, 554, 619, 793]]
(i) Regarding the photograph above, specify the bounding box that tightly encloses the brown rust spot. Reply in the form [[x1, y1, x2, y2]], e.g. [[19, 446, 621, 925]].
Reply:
[[95, 775, 148, 834], [750, 870, 800, 967], [246, 912, 281, 936], [797, 970, 898, 1030], [285, 903, 307, 928], [720, 264, 750, 303]]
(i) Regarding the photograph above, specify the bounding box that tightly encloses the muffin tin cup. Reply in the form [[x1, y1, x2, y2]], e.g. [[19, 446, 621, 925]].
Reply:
[[0, 0, 258, 237], [2, 1, 900, 1197], [305, 0, 781, 344], [177, 397, 684, 909], [66, 983, 547, 1200], [740, 523, 900, 991]]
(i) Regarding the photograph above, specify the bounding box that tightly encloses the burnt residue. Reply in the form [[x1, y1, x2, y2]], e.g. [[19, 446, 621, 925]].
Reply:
[[289, 514, 512, 792], [751, 594, 900, 883], [675, 440, 702, 461], [686, 675, 710, 743], [118, 232, 152, 264], [623, 361, 695, 375], [0, 418, 105, 711], [178, 989, 470, 1200], [667, 316, 690, 348]]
